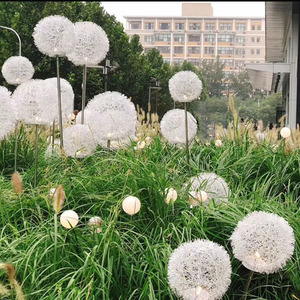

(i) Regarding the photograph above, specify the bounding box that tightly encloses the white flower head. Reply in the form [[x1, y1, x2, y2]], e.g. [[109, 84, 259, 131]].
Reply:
[[44, 77, 74, 123], [255, 131, 265, 142], [80, 91, 137, 144], [160, 109, 197, 146], [187, 172, 230, 205], [215, 139, 223, 147], [12, 79, 52, 125], [1, 56, 34, 85], [169, 71, 202, 102], [63, 124, 97, 158], [165, 188, 178, 204], [0, 86, 16, 141], [66, 21, 109, 66], [230, 211, 295, 274], [168, 239, 232, 300], [33, 15, 75, 57]]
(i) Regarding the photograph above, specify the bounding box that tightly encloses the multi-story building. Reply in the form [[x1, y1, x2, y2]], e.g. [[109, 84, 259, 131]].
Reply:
[[124, 3, 265, 77]]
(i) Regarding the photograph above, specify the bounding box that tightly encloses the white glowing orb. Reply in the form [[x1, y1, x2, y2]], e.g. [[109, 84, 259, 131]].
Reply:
[[122, 196, 141, 215], [280, 127, 291, 138], [165, 188, 178, 204], [60, 210, 79, 229]]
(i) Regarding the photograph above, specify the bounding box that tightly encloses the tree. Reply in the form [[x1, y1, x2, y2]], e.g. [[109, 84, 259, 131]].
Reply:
[[228, 70, 253, 100]]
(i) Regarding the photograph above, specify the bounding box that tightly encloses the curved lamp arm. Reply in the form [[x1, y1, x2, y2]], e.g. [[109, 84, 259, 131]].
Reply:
[[0, 25, 22, 56]]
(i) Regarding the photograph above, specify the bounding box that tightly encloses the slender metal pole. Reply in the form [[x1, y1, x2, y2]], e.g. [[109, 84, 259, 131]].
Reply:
[[148, 87, 152, 113], [243, 270, 254, 300], [104, 65, 108, 92], [184, 103, 190, 166], [155, 89, 158, 114], [56, 56, 64, 148], [34, 124, 39, 188], [81, 65, 87, 124], [14, 122, 18, 171], [52, 120, 55, 152], [0, 25, 22, 56], [107, 139, 111, 151]]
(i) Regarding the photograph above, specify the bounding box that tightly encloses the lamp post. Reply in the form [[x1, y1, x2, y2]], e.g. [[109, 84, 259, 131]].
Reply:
[[148, 78, 161, 114]]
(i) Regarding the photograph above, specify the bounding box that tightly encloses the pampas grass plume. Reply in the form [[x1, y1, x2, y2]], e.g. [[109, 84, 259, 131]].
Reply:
[[11, 172, 23, 195], [53, 185, 65, 214]]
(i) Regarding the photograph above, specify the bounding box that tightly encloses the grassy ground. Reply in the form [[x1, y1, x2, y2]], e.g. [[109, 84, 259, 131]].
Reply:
[[0, 126, 299, 300]]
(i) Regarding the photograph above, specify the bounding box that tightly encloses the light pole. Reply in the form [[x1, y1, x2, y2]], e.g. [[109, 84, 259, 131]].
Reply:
[[148, 78, 161, 114]]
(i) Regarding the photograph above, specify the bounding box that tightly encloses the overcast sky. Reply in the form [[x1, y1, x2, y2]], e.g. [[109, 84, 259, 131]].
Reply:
[[100, 2, 265, 27]]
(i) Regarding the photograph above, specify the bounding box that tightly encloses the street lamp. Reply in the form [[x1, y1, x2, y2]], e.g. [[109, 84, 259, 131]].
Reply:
[[148, 77, 161, 114]]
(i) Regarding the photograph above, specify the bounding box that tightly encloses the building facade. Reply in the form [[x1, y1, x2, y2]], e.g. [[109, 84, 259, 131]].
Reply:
[[124, 3, 265, 77]]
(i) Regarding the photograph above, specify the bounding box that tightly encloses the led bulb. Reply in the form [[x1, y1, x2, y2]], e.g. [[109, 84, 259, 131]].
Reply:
[[122, 196, 141, 215], [60, 210, 79, 228]]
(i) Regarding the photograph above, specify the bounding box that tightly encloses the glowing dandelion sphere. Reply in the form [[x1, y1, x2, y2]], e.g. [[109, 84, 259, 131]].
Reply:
[[168, 239, 232, 300], [33, 15, 75, 57], [160, 109, 197, 145], [230, 211, 295, 274], [0, 86, 16, 141], [66, 21, 109, 66], [1, 56, 34, 85], [60, 210, 79, 229], [169, 71, 202, 102]]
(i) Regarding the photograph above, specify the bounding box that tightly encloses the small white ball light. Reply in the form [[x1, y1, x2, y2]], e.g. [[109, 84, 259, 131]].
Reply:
[[88, 216, 103, 233], [165, 188, 178, 204], [280, 127, 291, 139], [188, 190, 208, 206], [215, 139, 223, 147], [60, 210, 79, 229], [122, 196, 141, 216], [1, 56, 34, 85]]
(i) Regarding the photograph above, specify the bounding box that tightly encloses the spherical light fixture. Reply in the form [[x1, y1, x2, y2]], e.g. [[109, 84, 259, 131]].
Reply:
[[122, 196, 141, 215], [60, 210, 79, 229], [280, 127, 291, 139]]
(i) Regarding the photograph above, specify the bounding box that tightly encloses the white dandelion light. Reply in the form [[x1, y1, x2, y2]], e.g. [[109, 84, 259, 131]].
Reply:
[[160, 109, 197, 145], [1, 56, 34, 85], [169, 71, 202, 102], [44, 77, 74, 122], [33, 15, 74, 57], [186, 172, 230, 205], [66, 21, 109, 66], [168, 239, 232, 300], [63, 124, 97, 158], [78, 91, 137, 144], [230, 211, 295, 274], [0, 86, 16, 141]]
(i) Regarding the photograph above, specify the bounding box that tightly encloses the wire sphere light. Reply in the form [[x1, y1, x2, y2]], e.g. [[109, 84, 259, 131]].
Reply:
[[66, 21, 109, 66], [168, 239, 232, 300], [1, 56, 34, 85], [0, 86, 16, 141], [33, 15, 75, 57], [230, 211, 295, 274], [169, 71, 202, 102], [160, 109, 197, 145], [63, 124, 97, 158]]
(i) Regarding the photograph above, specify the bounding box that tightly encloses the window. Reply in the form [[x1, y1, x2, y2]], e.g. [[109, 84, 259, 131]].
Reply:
[[236, 23, 246, 31], [236, 60, 245, 67], [219, 23, 232, 31], [173, 58, 184, 65], [164, 58, 171, 64], [256, 49, 260, 54], [257, 25, 261, 30], [159, 23, 170, 30], [144, 35, 154, 43], [257, 37, 261, 43], [188, 47, 200, 54], [175, 23, 185, 30], [224, 71, 233, 78], [174, 34, 184, 42], [155, 34, 171, 42], [131, 23, 140, 30], [251, 37, 255, 43], [251, 25, 255, 30], [145, 23, 154, 30], [251, 49, 255, 54], [217, 47, 234, 55], [174, 46, 184, 54], [189, 23, 201, 30], [157, 46, 170, 54], [218, 34, 234, 43], [188, 34, 201, 42], [236, 36, 246, 44], [144, 48, 154, 53], [235, 48, 245, 55], [205, 23, 215, 30], [220, 59, 234, 67], [188, 59, 200, 66], [204, 47, 215, 54], [204, 34, 215, 43]]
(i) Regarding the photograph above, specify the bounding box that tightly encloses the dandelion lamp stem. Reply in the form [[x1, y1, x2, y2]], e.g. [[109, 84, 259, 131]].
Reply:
[[14, 122, 18, 172], [56, 56, 64, 148], [34, 124, 39, 188], [243, 270, 254, 300], [52, 120, 55, 152], [184, 102, 190, 166], [81, 64, 87, 124]]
